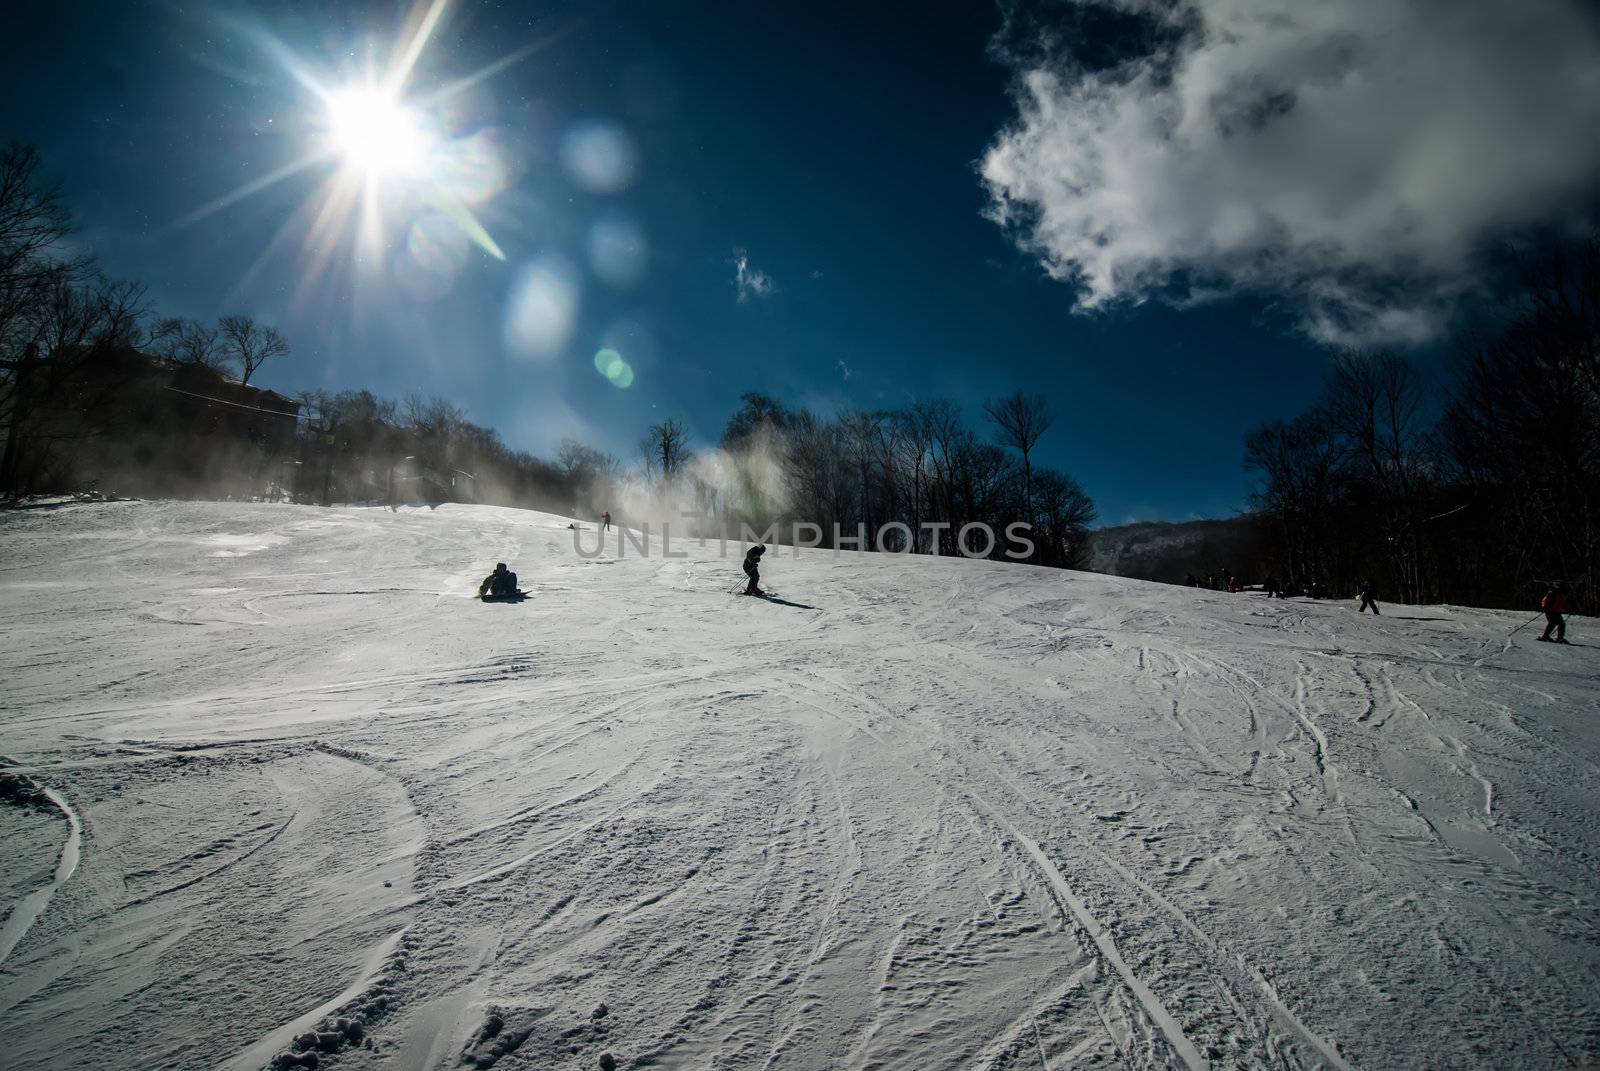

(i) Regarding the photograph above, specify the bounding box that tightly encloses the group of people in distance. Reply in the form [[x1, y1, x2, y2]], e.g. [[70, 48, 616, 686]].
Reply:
[[479, 513, 1578, 642], [1183, 571, 1575, 643]]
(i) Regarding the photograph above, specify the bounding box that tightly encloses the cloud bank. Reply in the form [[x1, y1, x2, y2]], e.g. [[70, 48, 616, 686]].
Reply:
[[981, 0, 1600, 345]]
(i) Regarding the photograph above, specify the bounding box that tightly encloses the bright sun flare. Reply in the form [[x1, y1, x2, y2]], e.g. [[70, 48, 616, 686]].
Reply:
[[183, 0, 538, 298], [325, 87, 429, 176]]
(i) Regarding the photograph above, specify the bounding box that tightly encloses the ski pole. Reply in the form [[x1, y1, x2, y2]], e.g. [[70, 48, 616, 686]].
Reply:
[[1507, 612, 1543, 637]]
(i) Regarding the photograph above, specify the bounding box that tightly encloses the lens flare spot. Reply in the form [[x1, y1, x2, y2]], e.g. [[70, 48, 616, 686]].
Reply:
[[586, 214, 648, 288], [559, 121, 638, 194], [436, 129, 512, 205], [593, 348, 634, 388], [505, 257, 580, 360], [395, 211, 469, 300]]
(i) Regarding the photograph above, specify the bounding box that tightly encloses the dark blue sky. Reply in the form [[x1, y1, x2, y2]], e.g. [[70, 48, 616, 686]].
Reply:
[[3, 1, 1381, 524]]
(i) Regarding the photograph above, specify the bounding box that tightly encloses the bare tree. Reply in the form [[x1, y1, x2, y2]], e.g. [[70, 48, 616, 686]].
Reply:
[[218, 314, 289, 385], [840, 410, 887, 544], [1319, 351, 1435, 600], [1244, 411, 1350, 589], [400, 393, 466, 496], [0, 143, 86, 358], [1034, 467, 1097, 567], [891, 406, 935, 545], [783, 409, 847, 537], [643, 417, 691, 486], [1442, 235, 1600, 606], [1, 272, 148, 494], [151, 317, 226, 372], [984, 390, 1054, 551], [557, 440, 618, 484], [721, 392, 790, 450]]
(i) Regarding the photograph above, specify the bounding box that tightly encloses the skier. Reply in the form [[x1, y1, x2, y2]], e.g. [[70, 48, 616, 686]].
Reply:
[[1264, 573, 1283, 598], [1185, 573, 1198, 588], [1227, 574, 1241, 594], [601, 510, 611, 532], [1538, 581, 1571, 643], [742, 543, 767, 597], [478, 562, 518, 598], [1357, 581, 1380, 615]]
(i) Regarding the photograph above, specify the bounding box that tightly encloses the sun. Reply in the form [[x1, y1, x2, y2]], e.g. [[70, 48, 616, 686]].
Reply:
[[177, 0, 559, 301], [324, 86, 430, 177]]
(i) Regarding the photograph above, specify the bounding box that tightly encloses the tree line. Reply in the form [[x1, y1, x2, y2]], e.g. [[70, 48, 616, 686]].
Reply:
[[637, 390, 1097, 568], [1243, 234, 1600, 610], [0, 142, 290, 495], [290, 389, 621, 516]]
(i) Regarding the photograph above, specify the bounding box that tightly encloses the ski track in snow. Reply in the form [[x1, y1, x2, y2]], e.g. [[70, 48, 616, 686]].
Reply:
[[2, 500, 1599, 1070]]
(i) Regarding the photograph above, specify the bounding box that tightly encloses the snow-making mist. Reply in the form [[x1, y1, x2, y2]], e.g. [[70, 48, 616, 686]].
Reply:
[[1, 500, 1597, 1070]]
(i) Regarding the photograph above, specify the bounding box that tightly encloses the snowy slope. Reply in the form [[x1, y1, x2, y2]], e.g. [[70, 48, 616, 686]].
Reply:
[[1, 500, 1597, 1070]]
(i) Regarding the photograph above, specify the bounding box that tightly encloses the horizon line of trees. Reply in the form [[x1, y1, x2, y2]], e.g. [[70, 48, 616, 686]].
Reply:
[[1243, 233, 1600, 611], [282, 385, 1100, 573], [633, 389, 1096, 568]]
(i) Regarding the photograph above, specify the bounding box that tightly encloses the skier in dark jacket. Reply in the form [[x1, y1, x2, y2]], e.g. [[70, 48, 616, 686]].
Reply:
[[479, 562, 518, 597], [1538, 582, 1571, 643], [1358, 581, 1380, 615], [1264, 574, 1283, 598], [743, 544, 766, 596]]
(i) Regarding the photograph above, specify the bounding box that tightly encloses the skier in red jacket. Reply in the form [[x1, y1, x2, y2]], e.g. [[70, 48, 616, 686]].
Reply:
[[1538, 582, 1572, 643]]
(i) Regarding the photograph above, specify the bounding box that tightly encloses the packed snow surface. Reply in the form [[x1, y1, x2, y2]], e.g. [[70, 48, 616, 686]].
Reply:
[[1, 500, 1597, 1070]]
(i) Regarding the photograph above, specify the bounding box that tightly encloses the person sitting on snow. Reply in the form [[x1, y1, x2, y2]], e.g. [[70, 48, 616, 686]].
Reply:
[[479, 562, 518, 597], [743, 544, 766, 596]]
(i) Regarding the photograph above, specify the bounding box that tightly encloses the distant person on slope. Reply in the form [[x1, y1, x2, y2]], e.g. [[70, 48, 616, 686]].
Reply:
[[743, 544, 767, 597], [1538, 581, 1571, 643], [1358, 581, 1380, 615], [1264, 573, 1283, 598], [479, 562, 518, 598], [602, 510, 611, 532]]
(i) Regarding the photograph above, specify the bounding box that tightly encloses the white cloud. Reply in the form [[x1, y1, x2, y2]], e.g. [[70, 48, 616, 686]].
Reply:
[[981, 0, 1600, 345], [732, 248, 777, 303]]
